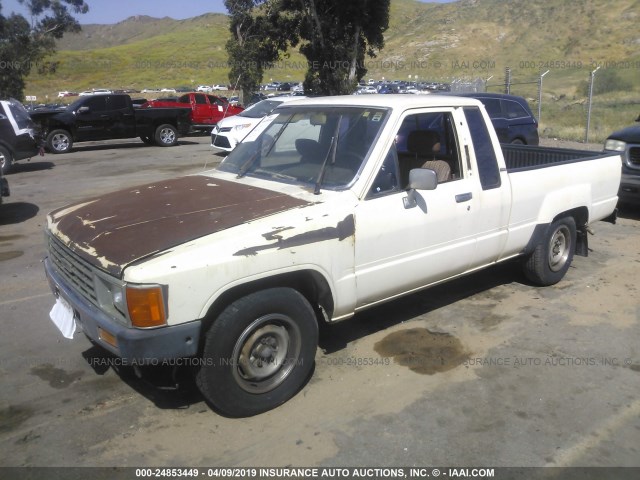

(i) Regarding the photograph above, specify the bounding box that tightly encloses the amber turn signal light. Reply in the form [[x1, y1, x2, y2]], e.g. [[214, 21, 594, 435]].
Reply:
[[126, 286, 167, 328]]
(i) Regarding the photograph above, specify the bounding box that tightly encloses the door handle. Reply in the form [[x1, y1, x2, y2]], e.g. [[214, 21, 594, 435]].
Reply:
[[455, 192, 473, 203]]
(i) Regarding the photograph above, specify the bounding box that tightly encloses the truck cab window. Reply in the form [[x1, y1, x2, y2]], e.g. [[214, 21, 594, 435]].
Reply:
[[109, 95, 128, 110], [395, 111, 462, 188], [463, 107, 501, 190], [83, 96, 107, 112]]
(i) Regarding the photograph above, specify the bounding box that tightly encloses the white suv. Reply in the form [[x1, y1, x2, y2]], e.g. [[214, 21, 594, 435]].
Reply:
[[211, 96, 305, 152]]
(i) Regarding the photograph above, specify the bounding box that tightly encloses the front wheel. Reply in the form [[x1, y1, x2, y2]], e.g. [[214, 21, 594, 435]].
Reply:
[[154, 124, 178, 147], [0, 146, 13, 174], [196, 288, 318, 417], [46, 129, 73, 154], [523, 216, 576, 286]]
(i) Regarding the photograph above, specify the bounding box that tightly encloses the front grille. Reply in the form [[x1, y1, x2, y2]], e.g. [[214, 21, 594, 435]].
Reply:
[[212, 135, 231, 148], [48, 234, 98, 305], [628, 146, 640, 167]]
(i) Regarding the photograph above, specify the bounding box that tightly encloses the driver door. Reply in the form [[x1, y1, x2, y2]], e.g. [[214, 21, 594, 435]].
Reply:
[[354, 108, 481, 308]]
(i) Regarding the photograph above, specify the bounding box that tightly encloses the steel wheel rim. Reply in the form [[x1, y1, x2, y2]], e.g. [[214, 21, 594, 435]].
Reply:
[[52, 134, 69, 151], [549, 225, 571, 272], [232, 314, 301, 394], [160, 128, 175, 144], [0, 151, 5, 169]]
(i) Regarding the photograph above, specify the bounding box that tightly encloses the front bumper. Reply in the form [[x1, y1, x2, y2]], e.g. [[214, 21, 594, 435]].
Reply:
[[210, 129, 235, 151], [44, 257, 201, 363], [619, 170, 640, 204]]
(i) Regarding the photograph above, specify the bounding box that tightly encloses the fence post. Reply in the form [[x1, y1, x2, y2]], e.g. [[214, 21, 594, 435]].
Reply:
[[585, 66, 600, 143], [537, 70, 549, 123], [504, 67, 511, 94]]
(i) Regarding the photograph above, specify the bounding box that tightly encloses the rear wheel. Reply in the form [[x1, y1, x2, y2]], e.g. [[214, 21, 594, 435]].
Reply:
[[0, 146, 13, 174], [154, 124, 178, 147], [523, 216, 576, 286], [46, 129, 73, 154], [196, 287, 318, 417]]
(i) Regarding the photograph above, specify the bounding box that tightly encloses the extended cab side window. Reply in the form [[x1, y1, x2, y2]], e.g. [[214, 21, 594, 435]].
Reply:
[[463, 107, 501, 190]]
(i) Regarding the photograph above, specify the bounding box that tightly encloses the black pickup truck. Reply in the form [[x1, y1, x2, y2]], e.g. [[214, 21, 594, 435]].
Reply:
[[604, 114, 640, 205], [1, 98, 43, 174], [30, 94, 191, 154]]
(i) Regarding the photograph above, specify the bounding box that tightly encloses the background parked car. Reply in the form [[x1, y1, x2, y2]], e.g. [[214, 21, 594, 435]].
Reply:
[[604, 114, 640, 205], [0, 98, 43, 174], [144, 92, 244, 132], [451, 92, 539, 145], [211, 96, 305, 152]]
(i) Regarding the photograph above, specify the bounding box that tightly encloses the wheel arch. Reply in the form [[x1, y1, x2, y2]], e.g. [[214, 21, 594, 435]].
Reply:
[[524, 206, 589, 258], [198, 269, 335, 351]]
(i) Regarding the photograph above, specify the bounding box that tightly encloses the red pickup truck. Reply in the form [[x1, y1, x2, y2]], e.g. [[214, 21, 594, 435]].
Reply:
[[143, 93, 244, 132]]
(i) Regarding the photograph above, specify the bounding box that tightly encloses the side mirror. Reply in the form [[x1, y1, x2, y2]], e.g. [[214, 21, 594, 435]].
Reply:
[[403, 168, 437, 209], [77, 106, 90, 114]]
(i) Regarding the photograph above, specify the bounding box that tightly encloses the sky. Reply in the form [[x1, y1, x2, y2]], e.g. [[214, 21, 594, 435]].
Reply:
[[2, 0, 454, 25]]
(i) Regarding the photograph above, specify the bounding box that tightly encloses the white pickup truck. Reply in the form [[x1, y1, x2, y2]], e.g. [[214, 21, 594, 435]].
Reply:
[[44, 95, 621, 416]]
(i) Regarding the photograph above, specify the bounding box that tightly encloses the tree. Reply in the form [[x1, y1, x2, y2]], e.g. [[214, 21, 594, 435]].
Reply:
[[279, 0, 390, 95], [224, 0, 295, 104], [0, 0, 89, 99]]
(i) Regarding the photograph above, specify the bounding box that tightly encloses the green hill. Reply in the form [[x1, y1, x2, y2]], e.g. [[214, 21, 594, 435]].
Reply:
[[24, 0, 640, 141]]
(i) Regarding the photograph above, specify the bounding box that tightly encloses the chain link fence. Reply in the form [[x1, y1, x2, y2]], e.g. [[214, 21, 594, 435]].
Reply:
[[446, 66, 639, 145]]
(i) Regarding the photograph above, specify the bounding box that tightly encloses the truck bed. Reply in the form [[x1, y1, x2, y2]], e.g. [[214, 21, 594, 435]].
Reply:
[[502, 144, 611, 172]]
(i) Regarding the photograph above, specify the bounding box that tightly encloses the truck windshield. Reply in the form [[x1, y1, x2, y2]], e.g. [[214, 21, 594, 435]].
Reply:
[[218, 106, 389, 190]]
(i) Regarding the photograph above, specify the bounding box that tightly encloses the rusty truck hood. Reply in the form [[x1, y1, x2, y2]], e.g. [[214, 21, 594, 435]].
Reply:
[[47, 175, 311, 277]]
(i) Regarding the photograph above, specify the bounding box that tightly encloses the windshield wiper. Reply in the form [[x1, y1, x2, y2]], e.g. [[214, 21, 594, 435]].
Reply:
[[313, 116, 342, 195]]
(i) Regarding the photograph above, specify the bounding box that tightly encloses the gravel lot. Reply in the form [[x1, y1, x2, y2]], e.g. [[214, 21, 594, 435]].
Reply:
[[1, 136, 638, 474]]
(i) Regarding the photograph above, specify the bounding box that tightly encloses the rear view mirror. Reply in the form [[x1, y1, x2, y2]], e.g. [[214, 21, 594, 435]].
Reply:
[[310, 113, 327, 126], [403, 168, 437, 209]]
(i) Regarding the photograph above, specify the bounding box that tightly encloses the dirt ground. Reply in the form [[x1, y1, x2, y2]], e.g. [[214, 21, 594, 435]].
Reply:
[[0, 135, 638, 472]]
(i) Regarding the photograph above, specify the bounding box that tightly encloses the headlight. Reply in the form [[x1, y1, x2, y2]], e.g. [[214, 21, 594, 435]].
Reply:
[[604, 139, 626, 152]]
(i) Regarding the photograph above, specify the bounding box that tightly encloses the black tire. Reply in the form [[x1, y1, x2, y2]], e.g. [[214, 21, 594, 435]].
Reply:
[[196, 287, 318, 417], [0, 145, 13, 174], [46, 129, 73, 154], [154, 124, 178, 147], [140, 136, 154, 145], [523, 216, 576, 286]]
